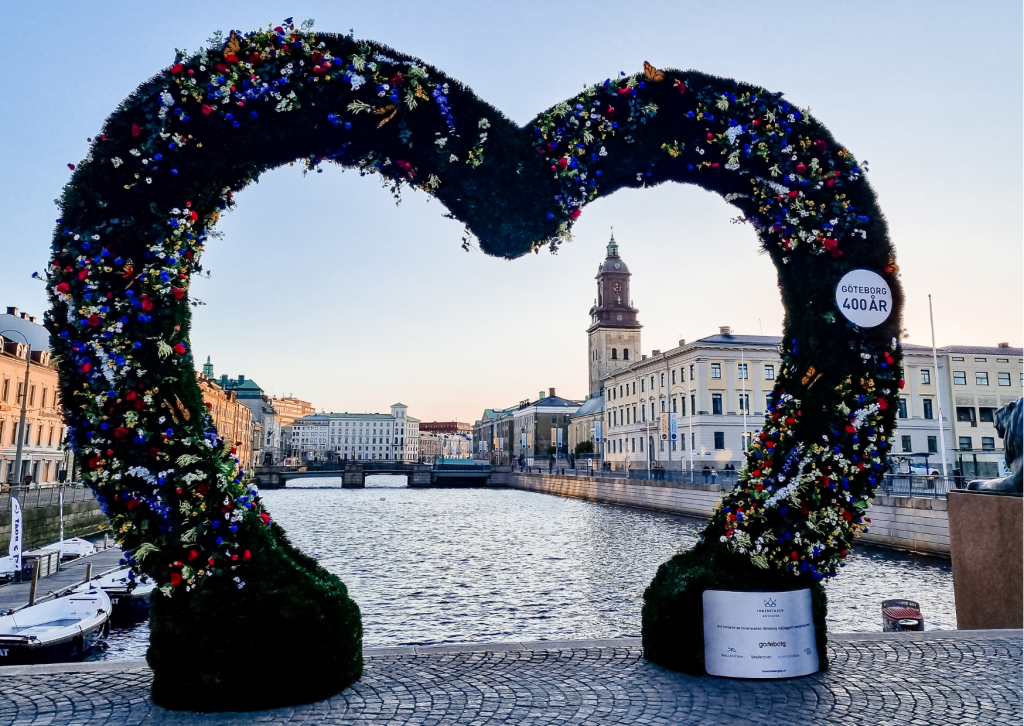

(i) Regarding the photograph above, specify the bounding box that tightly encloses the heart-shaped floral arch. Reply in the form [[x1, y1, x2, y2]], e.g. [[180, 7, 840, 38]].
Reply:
[[46, 19, 904, 711]]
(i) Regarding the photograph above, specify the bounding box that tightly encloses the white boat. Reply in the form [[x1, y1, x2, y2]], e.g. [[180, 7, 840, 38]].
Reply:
[[0, 590, 111, 664], [0, 555, 16, 582], [60, 537, 96, 561], [75, 567, 156, 622]]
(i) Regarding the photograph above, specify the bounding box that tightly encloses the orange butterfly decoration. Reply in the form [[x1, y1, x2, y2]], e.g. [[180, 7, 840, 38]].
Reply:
[[375, 104, 397, 127], [224, 31, 242, 62], [643, 61, 665, 82]]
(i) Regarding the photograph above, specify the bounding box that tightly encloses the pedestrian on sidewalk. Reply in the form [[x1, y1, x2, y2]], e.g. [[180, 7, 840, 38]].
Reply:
[[702, 464, 711, 483], [710, 467, 718, 485]]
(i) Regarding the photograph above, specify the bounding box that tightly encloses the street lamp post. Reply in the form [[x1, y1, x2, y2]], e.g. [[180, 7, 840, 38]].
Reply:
[[1, 330, 32, 487]]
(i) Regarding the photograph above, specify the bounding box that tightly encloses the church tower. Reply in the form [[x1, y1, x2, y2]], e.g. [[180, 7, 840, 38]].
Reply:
[[587, 233, 641, 397]]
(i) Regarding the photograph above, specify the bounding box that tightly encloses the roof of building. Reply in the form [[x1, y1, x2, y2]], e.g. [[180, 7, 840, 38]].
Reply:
[[518, 395, 581, 411], [942, 345, 1023, 356], [219, 376, 265, 395], [0, 311, 50, 352], [571, 395, 605, 418], [695, 334, 784, 347]]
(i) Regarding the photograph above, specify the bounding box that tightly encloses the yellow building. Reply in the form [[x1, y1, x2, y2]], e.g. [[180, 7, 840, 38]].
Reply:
[[269, 396, 315, 427], [1, 310, 69, 486], [196, 373, 257, 474]]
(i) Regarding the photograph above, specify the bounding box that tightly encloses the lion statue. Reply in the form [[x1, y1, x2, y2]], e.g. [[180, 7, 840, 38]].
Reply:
[[967, 397, 1022, 493]]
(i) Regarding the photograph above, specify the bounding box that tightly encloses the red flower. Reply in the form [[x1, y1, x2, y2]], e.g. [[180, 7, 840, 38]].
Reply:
[[171, 63, 184, 74], [224, 54, 239, 64], [141, 297, 154, 311], [190, 210, 199, 221], [842, 511, 853, 521], [898, 379, 905, 389], [216, 62, 229, 72], [788, 190, 798, 198], [131, 124, 142, 137], [785, 417, 795, 425], [113, 427, 130, 439], [557, 157, 568, 169], [201, 105, 213, 115], [877, 397, 888, 410], [187, 549, 198, 561], [173, 343, 186, 354], [172, 288, 185, 300], [78, 269, 88, 280], [752, 469, 761, 478], [570, 209, 582, 220], [81, 362, 91, 373], [790, 551, 798, 559], [795, 163, 806, 174], [242, 550, 251, 561], [812, 139, 826, 154], [170, 573, 182, 586], [56, 282, 70, 294], [88, 314, 100, 326], [845, 425, 856, 433], [673, 79, 686, 94], [260, 512, 272, 525], [231, 554, 238, 561], [126, 391, 137, 400]]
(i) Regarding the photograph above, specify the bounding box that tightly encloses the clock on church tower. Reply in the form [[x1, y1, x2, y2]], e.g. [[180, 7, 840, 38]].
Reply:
[[587, 233, 642, 397]]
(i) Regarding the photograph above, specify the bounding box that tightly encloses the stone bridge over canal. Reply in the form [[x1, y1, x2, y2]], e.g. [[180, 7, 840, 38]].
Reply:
[[254, 461, 512, 489]]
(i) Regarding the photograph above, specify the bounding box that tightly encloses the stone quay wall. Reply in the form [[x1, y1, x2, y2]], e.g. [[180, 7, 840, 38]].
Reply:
[[0, 500, 108, 551], [505, 473, 950, 556]]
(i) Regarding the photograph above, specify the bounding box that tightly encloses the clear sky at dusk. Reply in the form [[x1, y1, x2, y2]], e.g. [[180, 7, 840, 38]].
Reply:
[[1, 1, 1020, 422]]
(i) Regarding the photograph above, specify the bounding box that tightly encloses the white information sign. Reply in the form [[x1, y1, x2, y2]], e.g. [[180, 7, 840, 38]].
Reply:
[[703, 589, 818, 678], [834, 269, 892, 328]]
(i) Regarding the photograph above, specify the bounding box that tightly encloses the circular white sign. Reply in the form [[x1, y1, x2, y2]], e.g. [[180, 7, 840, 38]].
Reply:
[[834, 269, 893, 328]]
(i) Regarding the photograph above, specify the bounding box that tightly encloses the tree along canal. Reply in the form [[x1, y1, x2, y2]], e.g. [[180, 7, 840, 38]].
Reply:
[[87, 475, 955, 661]]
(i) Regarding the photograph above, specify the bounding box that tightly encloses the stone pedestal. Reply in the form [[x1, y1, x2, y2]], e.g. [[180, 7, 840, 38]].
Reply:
[[947, 490, 1023, 629]]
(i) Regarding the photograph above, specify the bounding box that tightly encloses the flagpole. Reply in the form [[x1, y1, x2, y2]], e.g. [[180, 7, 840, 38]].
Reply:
[[928, 294, 949, 478]]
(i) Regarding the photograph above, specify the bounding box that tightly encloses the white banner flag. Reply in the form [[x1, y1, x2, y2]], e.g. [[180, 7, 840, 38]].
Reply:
[[59, 489, 65, 549], [9, 496, 23, 572]]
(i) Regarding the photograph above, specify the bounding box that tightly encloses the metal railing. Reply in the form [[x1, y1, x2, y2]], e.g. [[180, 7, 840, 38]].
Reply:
[[876, 474, 958, 499], [0, 483, 95, 511]]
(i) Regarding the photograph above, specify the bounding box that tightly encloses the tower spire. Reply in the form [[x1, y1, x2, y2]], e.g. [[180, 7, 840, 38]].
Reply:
[[607, 228, 618, 257]]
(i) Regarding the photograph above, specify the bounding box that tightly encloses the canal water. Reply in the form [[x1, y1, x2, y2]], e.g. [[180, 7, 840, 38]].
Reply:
[[87, 475, 956, 661]]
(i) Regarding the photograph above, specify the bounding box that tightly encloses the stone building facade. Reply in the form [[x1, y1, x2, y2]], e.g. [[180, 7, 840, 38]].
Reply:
[[196, 373, 258, 474], [512, 389, 581, 465], [292, 403, 420, 461], [587, 234, 641, 397], [0, 309, 70, 485]]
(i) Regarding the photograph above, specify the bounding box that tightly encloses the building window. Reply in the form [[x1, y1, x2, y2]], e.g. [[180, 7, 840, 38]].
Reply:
[[737, 363, 748, 380], [641, 379, 645, 392], [711, 363, 722, 379], [765, 393, 772, 411], [974, 357, 987, 362], [953, 371, 966, 385], [661, 373, 665, 387], [975, 371, 989, 386], [738, 393, 750, 415], [714, 432, 725, 450], [982, 437, 995, 451], [979, 407, 995, 423], [762, 364, 774, 381], [998, 372, 1011, 386], [672, 370, 676, 384], [920, 369, 931, 385], [689, 364, 695, 380], [712, 393, 723, 415], [901, 435, 912, 452], [923, 399, 933, 420], [958, 436, 972, 451], [1, 378, 7, 402], [691, 394, 695, 415], [956, 407, 976, 424], [623, 349, 629, 360], [631, 438, 635, 452], [611, 348, 617, 360], [927, 436, 938, 453], [672, 398, 677, 413], [741, 431, 751, 449], [898, 399, 907, 418]]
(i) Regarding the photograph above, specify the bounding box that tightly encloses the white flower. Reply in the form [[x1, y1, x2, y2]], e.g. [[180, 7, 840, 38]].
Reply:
[[349, 74, 365, 90], [478, 118, 491, 129]]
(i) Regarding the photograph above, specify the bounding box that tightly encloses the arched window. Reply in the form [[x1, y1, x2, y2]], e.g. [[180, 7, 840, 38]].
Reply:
[[611, 348, 618, 359], [623, 349, 630, 360]]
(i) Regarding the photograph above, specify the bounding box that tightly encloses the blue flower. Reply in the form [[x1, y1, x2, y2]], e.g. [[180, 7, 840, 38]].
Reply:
[[546, 212, 554, 219], [170, 169, 178, 175], [165, 428, 173, 436]]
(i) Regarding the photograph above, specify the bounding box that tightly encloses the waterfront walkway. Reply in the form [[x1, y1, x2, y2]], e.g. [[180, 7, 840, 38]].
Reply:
[[0, 630, 1019, 725]]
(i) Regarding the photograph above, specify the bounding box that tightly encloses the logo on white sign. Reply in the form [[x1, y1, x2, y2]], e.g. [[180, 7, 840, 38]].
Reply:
[[834, 269, 893, 328]]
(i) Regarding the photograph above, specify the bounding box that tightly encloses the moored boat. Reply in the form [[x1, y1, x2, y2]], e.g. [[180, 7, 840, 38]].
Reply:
[[0, 590, 111, 664], [59, 537, 97, 562], [74, 568, 156, 623]]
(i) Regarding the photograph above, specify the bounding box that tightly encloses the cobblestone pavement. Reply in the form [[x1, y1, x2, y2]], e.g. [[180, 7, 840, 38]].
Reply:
[[0, 632, 1019, 725]]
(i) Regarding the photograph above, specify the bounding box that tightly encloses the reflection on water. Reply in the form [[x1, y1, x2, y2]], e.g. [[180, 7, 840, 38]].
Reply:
[[86, 475, 955, 659]]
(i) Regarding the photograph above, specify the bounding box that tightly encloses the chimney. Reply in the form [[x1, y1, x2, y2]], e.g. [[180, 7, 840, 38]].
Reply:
[[549, 387, 556, 398], [20, 312, 29, 320], [998, 342, 1009, 348], [678, 339, 686, 346], [5, 307, 16, 316], [642, 354, 648, 360], [539, 390, 546, 399], [239, 375, 245, 383], [28, 316, 36, 323], [719, 326, 732, 335], [652, 349, 661, 356]]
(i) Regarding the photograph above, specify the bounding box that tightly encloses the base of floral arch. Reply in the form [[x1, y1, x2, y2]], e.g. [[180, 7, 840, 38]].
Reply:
[[147, 525, 363, 712], [641, 543, 829, 676]]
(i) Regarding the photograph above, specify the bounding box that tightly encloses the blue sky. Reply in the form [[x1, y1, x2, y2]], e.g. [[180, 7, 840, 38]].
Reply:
[[1, 1, 1020, 421]]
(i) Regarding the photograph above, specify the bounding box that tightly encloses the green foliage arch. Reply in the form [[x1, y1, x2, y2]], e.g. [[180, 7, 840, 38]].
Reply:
[[47, 20, 903, 710]]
